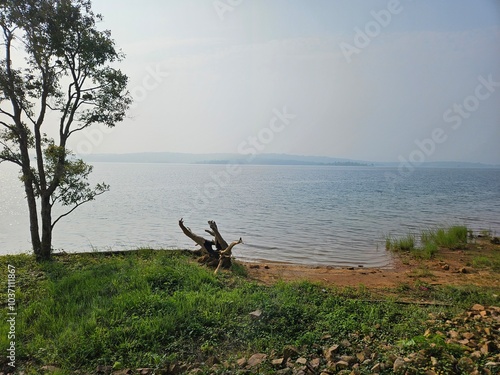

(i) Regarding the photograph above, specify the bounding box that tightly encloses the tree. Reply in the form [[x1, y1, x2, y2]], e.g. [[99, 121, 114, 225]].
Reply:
[[0, 0, 131, 260]]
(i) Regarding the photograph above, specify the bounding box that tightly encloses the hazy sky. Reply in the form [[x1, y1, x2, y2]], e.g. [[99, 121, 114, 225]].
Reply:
[[67, 0, 500, 164]]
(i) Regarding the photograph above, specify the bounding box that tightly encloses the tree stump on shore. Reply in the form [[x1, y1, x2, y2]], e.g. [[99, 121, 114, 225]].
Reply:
[[178, 219, 243, 273]]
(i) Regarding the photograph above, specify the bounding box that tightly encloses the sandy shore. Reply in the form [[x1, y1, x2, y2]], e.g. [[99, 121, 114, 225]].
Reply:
[[240, 238, 500, 291]]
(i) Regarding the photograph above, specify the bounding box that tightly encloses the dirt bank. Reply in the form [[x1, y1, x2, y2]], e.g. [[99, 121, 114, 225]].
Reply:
[[241, 237, 500, 291]]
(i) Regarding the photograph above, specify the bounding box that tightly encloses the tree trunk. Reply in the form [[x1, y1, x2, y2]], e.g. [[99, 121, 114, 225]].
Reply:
[[39, 195, 53, 260], [179, 219, 243, 273], [23, 176, 42, 259], [20, 146, 42, 259]]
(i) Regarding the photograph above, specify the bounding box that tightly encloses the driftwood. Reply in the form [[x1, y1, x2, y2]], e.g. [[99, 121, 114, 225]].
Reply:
[[179, 218, 243, 274]]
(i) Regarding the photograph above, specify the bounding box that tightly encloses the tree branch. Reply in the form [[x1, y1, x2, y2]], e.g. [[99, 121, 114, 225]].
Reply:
[[67, 123, 90, 137], [51, 189, 106, 229], [0, 108, 15, 120]]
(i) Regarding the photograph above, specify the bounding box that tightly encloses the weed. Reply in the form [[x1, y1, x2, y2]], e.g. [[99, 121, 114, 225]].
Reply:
[[421, 225, 468, 249], [388, 225, 470, 259], [385, 233, 416, 252]]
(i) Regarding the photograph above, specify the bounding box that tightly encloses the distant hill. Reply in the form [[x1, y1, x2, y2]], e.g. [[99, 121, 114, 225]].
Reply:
[[81, 152, 372, 166], [80, 152, 499, 168], [377, 161, 500, 169]]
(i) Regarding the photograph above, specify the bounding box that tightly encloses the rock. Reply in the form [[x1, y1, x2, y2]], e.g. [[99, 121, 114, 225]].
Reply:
[[249, 309, 262, 319], [462, 332, 475, 339], [340, 339, 351, 347], [247, 353, 267, 368], [356, 352, 365, 362], [460, 267, 468, 273], [491, 237, 500, 244], [481, 341, 497, 355], [448, 330, 459, 339], [470, 351, 482, 359], [393, 358, 406, 373], [236, 357, 247, 367], [471, 304, 485, 311], [361, 359, 372, 366], [485, 361, 500, 367], [441, 264, 450, 270], [296, 357, 307, 365], [324, 344, 340, 361], [310, 357, 321, 369], [136, 369, 153, 375], [272, 358, 285, 367], [249, 264, 260, 269], [371, 363, 381, 373], [340, 355, 356, 365]]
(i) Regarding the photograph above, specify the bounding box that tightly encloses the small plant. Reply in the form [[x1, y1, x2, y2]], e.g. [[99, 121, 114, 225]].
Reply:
[[422, 226, 468, 249], [386, 233, 416, 252], [388, 225, 470, 259]]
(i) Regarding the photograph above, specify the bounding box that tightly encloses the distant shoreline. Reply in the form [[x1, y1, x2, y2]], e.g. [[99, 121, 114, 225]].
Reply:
[[78, 151, 500, 169]]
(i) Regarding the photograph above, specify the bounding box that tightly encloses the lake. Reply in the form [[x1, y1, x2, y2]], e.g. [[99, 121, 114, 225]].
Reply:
[[1, 163, 499, 267]]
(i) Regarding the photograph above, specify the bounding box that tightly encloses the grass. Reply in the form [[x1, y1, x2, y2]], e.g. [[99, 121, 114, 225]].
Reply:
[[386, 225, 468, 258], [472, 254, 500, 271], [385, 233, 416, 252], [0, 250, 499, 374], [421, 225, 468, 249]]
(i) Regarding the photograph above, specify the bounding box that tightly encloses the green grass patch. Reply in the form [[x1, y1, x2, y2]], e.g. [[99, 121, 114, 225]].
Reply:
[[0, 250, 498, 374], [385, 233, 416, 252], [472, 254, 500, 271], [421, 225, 468, 249], [387, 225, 469, 258]]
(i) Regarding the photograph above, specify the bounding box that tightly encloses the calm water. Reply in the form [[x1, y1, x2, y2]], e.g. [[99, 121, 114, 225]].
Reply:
[[1, 163, 499, 267]]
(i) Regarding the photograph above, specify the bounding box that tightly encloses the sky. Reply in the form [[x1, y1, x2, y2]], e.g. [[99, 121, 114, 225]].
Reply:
[[65, 0, 500, 164]]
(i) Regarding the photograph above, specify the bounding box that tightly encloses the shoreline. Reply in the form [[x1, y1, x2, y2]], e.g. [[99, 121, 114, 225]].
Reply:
[[5, 235, 499, 292], [239, 238, 500, 291]]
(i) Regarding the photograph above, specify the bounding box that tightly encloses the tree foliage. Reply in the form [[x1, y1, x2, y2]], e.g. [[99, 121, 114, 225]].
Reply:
[[0, 0, 131, 260]]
